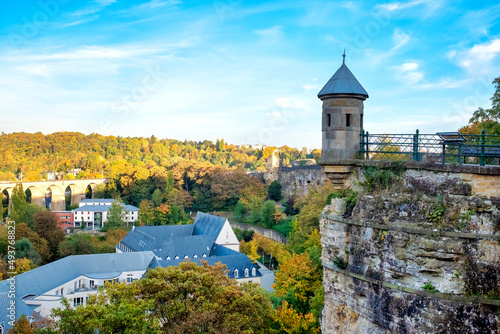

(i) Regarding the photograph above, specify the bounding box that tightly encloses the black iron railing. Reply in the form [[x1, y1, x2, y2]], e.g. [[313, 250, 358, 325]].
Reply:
[[359, 129, 500, 166]]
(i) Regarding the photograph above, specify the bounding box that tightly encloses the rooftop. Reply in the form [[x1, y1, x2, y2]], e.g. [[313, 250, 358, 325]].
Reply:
[[318, 53, 369, 100]]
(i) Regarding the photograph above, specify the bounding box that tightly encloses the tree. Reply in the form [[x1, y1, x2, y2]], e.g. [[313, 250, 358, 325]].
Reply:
[[273, 300, 319, 334], [58, 234, 95, 257], [14, 238, 42, 265], [33, 211, 66, 262], [261, 200, 277, 228], [52, 262, 275, 333], [234, 200, 247, 223], [459, 76, 500, 134], [273, 253, 322, 316], [10, 183, 27, 223], [139, 199, 155, 225], [151, 188, 162, 207], [0, 191, 4, 220], [105, 199, 125, 229], [268, 180, 283, 201]]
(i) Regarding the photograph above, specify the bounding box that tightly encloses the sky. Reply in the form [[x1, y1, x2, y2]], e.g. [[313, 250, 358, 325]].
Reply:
[[0, 0, 499, 149]]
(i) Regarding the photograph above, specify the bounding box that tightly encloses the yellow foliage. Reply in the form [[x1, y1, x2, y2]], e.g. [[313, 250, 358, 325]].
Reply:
[[275, 300, 319, 334], [15, 258, 35, 274]]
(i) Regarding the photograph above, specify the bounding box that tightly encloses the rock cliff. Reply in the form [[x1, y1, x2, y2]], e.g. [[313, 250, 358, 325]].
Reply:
[[321, 167, 500, 333]]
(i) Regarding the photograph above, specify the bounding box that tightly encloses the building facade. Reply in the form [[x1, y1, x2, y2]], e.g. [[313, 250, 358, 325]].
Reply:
[[72, 199, 138, 229]]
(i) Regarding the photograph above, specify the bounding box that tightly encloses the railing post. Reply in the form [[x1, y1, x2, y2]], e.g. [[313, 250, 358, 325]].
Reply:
[[480, 129, 485, 166], [359, 130, 365, 158], [413, 129, 419, 161], [365, 131, 370, 159]]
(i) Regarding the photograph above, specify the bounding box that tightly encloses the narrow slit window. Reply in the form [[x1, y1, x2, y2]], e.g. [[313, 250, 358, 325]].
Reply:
[[346, 114, 351, 127], [360, 114, 363, 129], [327, 114, 331, 127]]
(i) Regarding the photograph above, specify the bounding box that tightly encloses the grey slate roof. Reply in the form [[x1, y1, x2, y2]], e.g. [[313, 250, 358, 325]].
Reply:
[[80, 199, 116, 204], [318, 59, 369, 99], [0, 293, 37, 330], [0, 251, 156, 330], [74, 204, 138, 212], [0, 252, 156, 298], [151, 255, 262, 279], [193, 211, 226, 241]]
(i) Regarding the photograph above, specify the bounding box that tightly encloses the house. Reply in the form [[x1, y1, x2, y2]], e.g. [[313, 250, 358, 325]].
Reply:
[[117, 212, 261, 284], [0, 213, 262, 331], [0, 251, 156, 333], [72, 199, 138, 230], [53, 211, 74, 232]]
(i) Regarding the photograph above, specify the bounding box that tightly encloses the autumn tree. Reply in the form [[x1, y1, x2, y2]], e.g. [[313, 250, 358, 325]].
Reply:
[[52, 262, 275, 333], [460, 76, 500, 134], [273, 300, 319, 334], [9, 183, 27, 223], [58, 234, 95, 257], [33, 210, 66, 262]]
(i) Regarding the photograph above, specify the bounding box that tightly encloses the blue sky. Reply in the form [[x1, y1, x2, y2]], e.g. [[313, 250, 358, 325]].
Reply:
[[0, 0, 499, 149]]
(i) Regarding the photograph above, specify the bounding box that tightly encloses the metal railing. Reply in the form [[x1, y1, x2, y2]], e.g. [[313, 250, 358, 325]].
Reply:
[[359, 129, 500, 166]]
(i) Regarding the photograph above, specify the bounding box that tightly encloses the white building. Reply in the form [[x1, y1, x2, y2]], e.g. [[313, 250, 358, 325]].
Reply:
[[72, 199, 138, 230]]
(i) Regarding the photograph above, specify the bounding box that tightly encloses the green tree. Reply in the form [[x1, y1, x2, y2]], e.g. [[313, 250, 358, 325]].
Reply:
[[460, 76, 500, 134], [105, 199, 125, 230], [268, 180, 283, 201], [261, 200, 276, 228], [234, 200, 247, 223], [10, 183, 27, 223], [151, 188, 162, 207], [14, 238, 42, 265], [58, 234, 95, 257], [138, 199, 155, 225]]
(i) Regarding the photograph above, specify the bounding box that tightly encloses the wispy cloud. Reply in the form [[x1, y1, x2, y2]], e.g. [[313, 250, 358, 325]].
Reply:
[[255, 25, 284, 40], [393, 62, 424, 85], [377, 0, 445, 17]]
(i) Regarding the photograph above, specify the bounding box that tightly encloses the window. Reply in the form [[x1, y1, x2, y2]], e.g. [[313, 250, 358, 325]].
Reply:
[[127, 274, 133, 283], [73, 297, 84, 307], [90, 280, 95, 288], [184, 255, 189, 259], [234, 269, 238, 278], [166, 256, 171, 260], [174, 256, 179, 260], [244, 268, 249, 278], [252, 267, 256, 276], [360, 114, 364, 129], [202, 254, 207, 258], [327, 113, 331, 127], [193, 254, 198, 258], [61, 288, 64, 295], [346, 114, 351, 127]]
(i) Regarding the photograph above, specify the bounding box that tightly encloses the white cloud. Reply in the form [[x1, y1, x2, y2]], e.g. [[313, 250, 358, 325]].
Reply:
[[456, 39, 500, 74], [377, 0, 444, 17], [255, 26, 284, 40], [393, 62, 424, 85]]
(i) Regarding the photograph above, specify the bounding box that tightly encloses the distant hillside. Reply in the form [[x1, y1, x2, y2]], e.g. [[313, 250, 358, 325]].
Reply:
[[0, 132, 320, 181]]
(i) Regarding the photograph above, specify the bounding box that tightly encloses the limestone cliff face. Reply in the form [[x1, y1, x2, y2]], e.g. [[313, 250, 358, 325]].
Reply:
[[321, 169, 500, 333]]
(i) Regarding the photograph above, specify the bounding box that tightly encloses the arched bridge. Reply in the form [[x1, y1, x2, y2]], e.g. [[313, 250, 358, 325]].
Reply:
[[1, 179, 108, 212]]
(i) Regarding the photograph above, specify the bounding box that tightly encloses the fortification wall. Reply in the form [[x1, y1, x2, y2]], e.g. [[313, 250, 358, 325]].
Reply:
[[320, 166, 500, 333], [263, 165, 327, 196]]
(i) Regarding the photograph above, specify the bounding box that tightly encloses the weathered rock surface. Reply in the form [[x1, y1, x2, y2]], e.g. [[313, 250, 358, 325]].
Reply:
[[321, 169, 500, 333]]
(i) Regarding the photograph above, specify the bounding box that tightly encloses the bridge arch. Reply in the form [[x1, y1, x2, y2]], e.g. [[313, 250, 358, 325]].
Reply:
[[25, 186, 44, 207], [1, 188, 13, 216], [85, 183, 98, 199], [45, 185, 65, 211], [65, 184, 85, 208]]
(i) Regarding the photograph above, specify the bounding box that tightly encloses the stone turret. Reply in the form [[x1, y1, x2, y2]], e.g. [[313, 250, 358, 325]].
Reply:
[[318, 53, 369, 164]]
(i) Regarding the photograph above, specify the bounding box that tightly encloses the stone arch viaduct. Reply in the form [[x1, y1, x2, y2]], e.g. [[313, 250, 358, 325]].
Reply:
[[0, 179, 108, 212]]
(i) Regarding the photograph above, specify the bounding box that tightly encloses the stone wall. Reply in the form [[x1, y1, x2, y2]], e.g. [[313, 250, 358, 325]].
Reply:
[[263, 165, 327, 196], [320, 167, 500, 333]]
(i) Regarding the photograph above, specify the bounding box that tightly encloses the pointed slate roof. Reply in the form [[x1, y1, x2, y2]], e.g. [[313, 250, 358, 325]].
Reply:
[[318, 54, 369, 100]]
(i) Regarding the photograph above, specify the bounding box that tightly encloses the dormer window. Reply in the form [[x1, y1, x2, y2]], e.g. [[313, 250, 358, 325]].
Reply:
[[252, 267, 256, 276], [166, 256, 171, 260], [202, 254, 207, 258], [174, 256, 179, 260], [234, 269, 238, 278], [193, 255, 198, 258], [244, 268, 249, 278], [184, 255, 189, 259]]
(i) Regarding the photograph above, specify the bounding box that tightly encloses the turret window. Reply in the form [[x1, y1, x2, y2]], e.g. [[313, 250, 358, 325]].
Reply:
[[346, 114, 351, 127], [327, 114, 331, 127]]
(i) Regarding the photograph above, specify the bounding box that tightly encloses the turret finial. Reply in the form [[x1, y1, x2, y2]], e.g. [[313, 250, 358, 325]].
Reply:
[[342, 49, 346, 64]]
